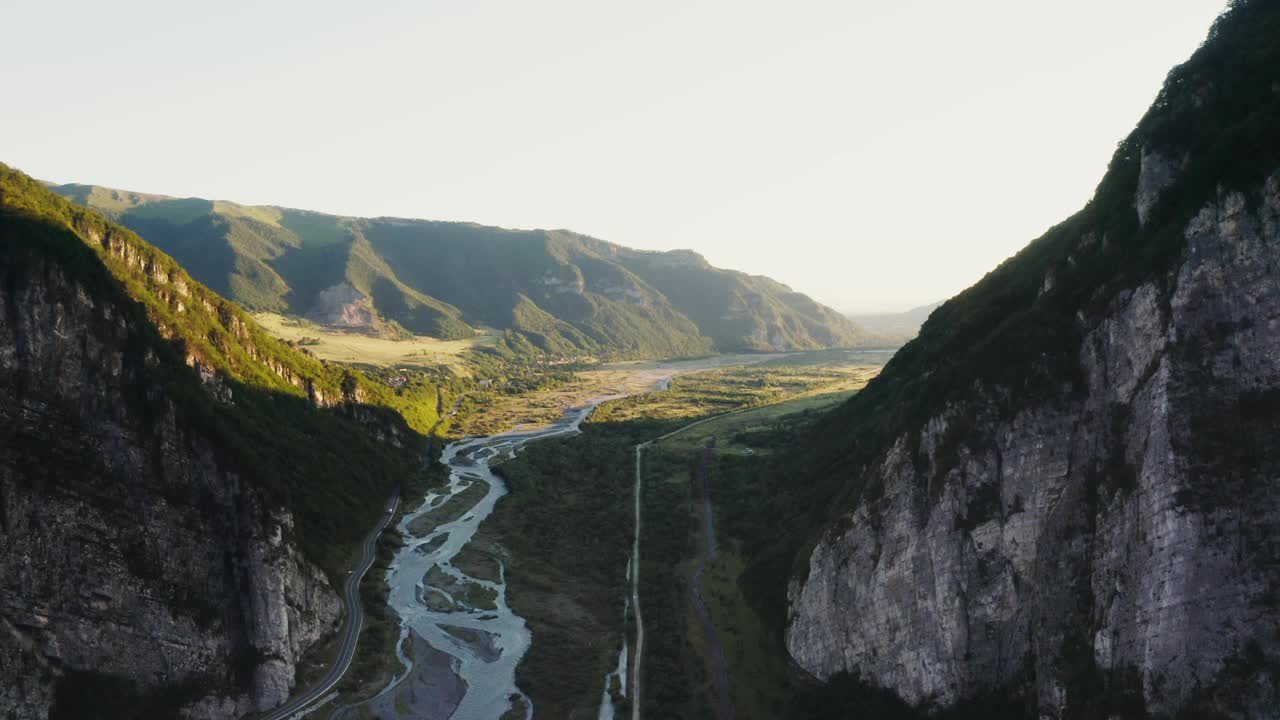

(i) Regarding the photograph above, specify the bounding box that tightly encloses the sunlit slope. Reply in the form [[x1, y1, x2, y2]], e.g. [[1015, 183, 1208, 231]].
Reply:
[[50, 185, 872, 357]]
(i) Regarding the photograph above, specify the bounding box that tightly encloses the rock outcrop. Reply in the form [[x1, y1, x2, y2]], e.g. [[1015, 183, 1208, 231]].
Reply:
[[0, 247, 341, 718], [309, 282, 378, 330]]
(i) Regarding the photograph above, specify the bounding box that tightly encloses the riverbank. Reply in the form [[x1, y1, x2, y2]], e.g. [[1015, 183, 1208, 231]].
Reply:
[[333, 380, 659, 720]]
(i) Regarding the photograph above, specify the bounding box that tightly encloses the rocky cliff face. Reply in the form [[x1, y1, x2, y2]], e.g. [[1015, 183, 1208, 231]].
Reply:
[[0, 237, 339, 717], [785, 3, 1280, 712], [788, 173, 1280, 717]]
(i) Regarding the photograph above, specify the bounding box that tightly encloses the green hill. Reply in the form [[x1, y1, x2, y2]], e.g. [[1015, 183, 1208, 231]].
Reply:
[[47, 186, 871, 357]]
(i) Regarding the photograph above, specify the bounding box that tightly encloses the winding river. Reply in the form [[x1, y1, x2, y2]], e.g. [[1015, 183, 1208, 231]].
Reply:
[[341, 393, 629, 720], [340, 356, 778, 720]]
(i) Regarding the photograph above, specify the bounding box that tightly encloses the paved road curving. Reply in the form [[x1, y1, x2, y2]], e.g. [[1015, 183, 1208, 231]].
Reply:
[[629, 442, 649, 720], [258, 493, 400, 720]]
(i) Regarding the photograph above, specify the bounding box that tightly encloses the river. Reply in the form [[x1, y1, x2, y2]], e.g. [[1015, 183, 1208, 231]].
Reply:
[[339, 355, 779, 720], [339, 394, 626, 719]]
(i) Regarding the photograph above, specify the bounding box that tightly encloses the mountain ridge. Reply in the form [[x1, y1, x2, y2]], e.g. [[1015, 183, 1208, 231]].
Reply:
[[847, 301, 943, 343], [48, 183, 871, 358]]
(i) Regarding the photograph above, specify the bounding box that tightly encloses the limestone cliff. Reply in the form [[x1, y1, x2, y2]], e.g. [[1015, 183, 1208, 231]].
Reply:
[[0, 167, 421, 718], [0, 239, 341, 718], [786, 3, 1280, 717]]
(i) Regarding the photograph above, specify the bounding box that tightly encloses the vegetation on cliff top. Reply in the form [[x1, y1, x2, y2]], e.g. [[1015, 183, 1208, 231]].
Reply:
[[2, 163, 433, 579], [809, 0, 1280, 516]]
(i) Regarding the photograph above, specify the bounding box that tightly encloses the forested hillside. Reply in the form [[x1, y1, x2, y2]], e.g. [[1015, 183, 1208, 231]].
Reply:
[[49, 184, 871, 357]]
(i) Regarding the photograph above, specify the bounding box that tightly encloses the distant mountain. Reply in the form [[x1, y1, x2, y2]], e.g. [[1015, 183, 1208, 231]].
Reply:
[[847, 301, 942, 344], [48, 185, 871, 358], [787, 3, 1280, 717]]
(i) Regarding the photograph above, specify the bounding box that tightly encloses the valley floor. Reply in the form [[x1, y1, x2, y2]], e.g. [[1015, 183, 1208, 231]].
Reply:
[[482, 353, 883, 719], [293, 350, 884, 720]]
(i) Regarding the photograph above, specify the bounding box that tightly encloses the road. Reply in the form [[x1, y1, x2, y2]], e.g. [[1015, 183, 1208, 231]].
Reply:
[[426, 391, 469, 438], [629, 442, 649, 720], [258, 493, 400, 720]]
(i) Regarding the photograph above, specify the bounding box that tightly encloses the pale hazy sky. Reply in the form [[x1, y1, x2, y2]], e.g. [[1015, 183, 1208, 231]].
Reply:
[[3, 1, 1228, 312]]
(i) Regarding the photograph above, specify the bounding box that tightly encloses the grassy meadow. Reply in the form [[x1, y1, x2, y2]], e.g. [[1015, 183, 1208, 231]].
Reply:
[[252, 311, 495, 373]]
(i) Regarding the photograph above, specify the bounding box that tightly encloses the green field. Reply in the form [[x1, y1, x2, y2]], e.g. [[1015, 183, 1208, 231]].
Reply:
[[252, 311, 495, 373], [632, 375, 891, 719], [640, 390, 867, 719], [448, 352, 784, 438]]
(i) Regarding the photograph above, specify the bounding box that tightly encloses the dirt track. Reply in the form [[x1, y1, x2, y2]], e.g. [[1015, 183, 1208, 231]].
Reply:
[[690, 440, 734, 720]]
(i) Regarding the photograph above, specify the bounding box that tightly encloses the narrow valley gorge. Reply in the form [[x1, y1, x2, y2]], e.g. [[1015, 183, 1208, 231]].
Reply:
[[3, 2, 1280, 718]]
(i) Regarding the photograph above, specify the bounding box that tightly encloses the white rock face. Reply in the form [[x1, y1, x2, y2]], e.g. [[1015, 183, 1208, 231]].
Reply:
[[310, 282, 378, 328], [787, 174, 1280, 718]]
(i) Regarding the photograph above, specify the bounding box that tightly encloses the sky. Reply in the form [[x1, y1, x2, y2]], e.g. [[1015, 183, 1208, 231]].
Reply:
[[2, 0, 1229, 313]]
